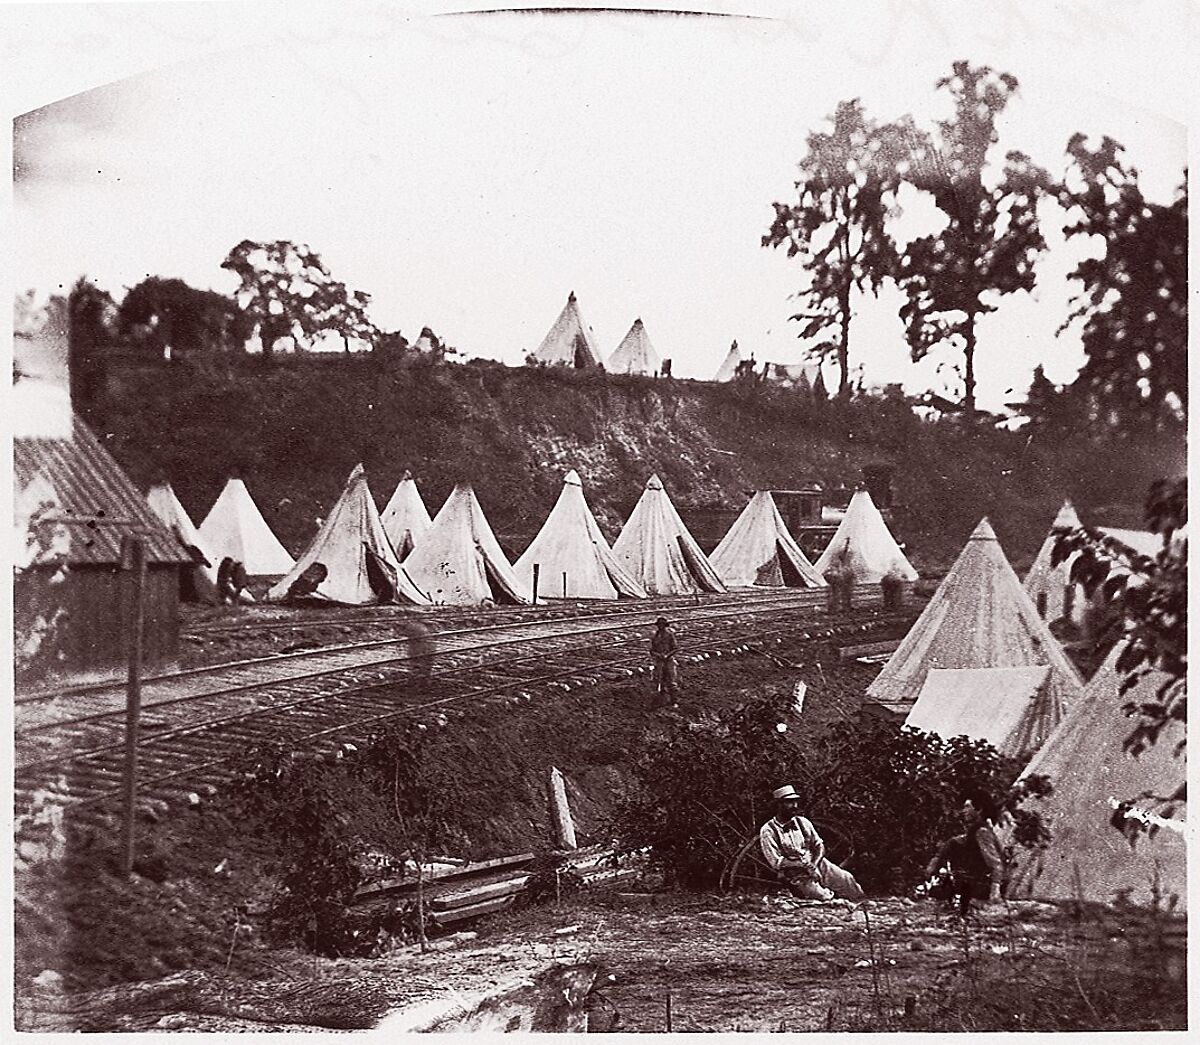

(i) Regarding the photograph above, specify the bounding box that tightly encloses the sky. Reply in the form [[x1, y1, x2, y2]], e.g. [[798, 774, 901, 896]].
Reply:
[[4, 0, 1193, 412]]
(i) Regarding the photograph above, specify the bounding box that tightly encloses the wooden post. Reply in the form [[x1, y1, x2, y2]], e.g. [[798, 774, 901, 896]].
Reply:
[[562, 571, 568, 598], [121, 536, 146, 877], [532, 563, 540, 605], [548, 766, 577, 849]]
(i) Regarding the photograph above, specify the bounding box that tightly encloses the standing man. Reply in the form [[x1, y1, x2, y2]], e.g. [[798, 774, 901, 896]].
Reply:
[[759, 784, 864, 900], [650, 617, 679, 708]]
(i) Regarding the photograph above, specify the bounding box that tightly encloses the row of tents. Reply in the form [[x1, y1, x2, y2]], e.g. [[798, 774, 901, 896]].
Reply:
[[862, 510, 1184, 909], [149, 468, 919, 608]]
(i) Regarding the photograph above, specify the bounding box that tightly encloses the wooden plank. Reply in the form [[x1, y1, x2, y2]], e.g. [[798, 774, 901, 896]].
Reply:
[[431, 875, 531, 912], [839, 639, 900, 660], [354, 851, 537, 901], [428, 894, 515, 926]]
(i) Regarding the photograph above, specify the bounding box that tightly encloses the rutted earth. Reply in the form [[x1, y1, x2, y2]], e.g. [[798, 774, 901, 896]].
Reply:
[[18, 893, 1186, 1033]]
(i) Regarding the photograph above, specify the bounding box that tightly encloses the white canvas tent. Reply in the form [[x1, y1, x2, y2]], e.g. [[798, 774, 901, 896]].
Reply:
[[709, 491, 826, 589], [147, 482, 221, 585], [1099, 527, 1163, 558], [514, 470, 647, 599], [531, 291, 601, 368], [1023, 500, 1086, 627], [712, 340, 743, 382], [612, 474, 726, 595], [607, 318, 661, 376], [403, 483, 531, 605], [814, 489, 917, 583], [267, 465, 428, 606], [1010, 645, 1186, 908], [904, 665, 1058, 760], [198, 478, 295, 577], [867, 518, 1084, 718], [380, 471, 433, 560]]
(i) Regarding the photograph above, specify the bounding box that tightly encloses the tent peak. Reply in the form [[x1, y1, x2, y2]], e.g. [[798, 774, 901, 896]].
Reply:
[[645, 474, 663, 490], [969, 518, 998, 541], [568, 290, 576, 302], [399, 469, 413, 481], [563, 469, 582, 487]]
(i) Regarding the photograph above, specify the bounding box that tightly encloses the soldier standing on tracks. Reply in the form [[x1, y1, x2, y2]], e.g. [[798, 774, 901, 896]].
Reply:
[[650, 617, 679, 708]]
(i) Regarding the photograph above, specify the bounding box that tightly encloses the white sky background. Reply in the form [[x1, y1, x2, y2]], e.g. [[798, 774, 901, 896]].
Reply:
[[4, 1, 1193, 412]]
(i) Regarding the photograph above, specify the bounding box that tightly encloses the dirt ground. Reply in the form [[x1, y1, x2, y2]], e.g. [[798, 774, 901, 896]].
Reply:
[[17, 891, 1186, 1033]]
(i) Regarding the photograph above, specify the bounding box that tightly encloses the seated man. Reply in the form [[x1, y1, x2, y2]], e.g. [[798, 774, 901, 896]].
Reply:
[[925, 786, 1006, 914], [758, 784, 864, 900]]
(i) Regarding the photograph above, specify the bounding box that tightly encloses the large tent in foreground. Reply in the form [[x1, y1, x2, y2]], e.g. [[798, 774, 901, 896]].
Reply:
[[709, 491, 825, 589], [904, 665, 1058, 760], [814, 489, 917, 583], [197, 478, 295, 577], [1009, 645, 1186, 909], [613, 474, 726, 595], [146, 482, 223, 603], [403, 483, 531, 605], [867, 518, 1084, 719], [380, 471, 433, 560], [268, 465, 428, 606], [1023, 499, 1086, 627], [514, 470, 646, 600], [531, 291, 601, 368], [607, 318, 662, 376]]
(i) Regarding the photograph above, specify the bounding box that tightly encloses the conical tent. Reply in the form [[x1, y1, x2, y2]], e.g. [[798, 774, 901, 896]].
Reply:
[[147, 481, 223, 602], [267, 465, 428, 606], [198, 478, 295, 576], [904, 665, 1058, 760], [380, 472, 433, 560], [866, 518, 1084, 718], [814, 489, 918, 583], [612, 474, 727, 595], [403, 483, 531, 605], [531, 291, 601, 368], [607, 319, 661, 376], [712, 341, 742, 382], [710, 491, 826, 589], [1010, 645, 1186, 908], [1024, 500, 1086, 626], [514, 470, 647, 600]]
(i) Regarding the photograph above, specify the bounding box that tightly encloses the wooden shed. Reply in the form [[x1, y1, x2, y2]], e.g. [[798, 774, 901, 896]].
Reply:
[[14, 414, 192, 690]]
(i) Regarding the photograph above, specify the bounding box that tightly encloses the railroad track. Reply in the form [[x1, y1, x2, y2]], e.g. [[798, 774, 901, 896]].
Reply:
[[15, 588, 904, 818]]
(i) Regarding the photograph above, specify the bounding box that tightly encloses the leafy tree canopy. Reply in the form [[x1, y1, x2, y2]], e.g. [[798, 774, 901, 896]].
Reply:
[[117, 277, 249, 360], [1056, 134, 1187, 431]]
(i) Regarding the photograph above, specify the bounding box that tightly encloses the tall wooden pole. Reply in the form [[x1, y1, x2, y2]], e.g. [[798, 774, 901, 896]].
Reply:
[[121, 536, 146, 877], [532, 563, 540, 606]]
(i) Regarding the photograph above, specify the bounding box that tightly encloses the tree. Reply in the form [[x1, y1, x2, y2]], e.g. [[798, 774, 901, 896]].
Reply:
[[1056, 135, 1186, 431], [220, 240, 378, 359], [896, 62, 1051, 413], [764, 100, 928, 397], [1009, 364, 1093, 433], [1052, 478, 1186, 812], [67, 278, 116, 421], [117, 277, 249, 361]]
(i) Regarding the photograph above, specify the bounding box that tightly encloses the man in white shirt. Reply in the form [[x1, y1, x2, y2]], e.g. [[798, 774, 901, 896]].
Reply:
[[758, 784, 864, 900]]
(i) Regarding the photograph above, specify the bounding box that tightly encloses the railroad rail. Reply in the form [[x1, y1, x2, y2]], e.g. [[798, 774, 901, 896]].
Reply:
[[15, 588, 906, 819]]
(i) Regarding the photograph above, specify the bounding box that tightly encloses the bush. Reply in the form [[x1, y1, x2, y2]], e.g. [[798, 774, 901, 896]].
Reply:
[[611, 695, 1039, 895]]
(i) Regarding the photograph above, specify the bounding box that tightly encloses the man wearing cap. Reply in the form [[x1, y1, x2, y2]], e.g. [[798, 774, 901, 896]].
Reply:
[[650, 617, 679, 708], [759, 784, 864, 900]]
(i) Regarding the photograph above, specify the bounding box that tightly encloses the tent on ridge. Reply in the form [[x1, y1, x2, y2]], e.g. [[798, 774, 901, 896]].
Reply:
[[514, 470, 647, 600], [267, 465, 428, 606], [607, 318, 662, 376], [531, 291, 601, 368], [866, 517, 1084, 720], [1023, 499, 1086, 627], [380, 471, 433, 561], [197, 478, 295, 577], [403, 483, 531, 605], [814, 488, 918, 584], [146, 481, 223, 603], [712, 340, 743, 382], [903, 665, 1058, 760], [1009, 644, 1186, 909], [612, 474, 727, 596], [709, 491, 825, 589]]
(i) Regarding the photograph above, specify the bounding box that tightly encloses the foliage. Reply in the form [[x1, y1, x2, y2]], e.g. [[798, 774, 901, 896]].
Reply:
[[1056, 135, 1187, 430], [220, 240, 377, 358], [611, 695, 1034, 894], [67, 277, 116, 421], [764, 101, 928, 396], [896, 62, 1051, 411], [117, 277, 249, 361], [1052, 479, 1186, 802]]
